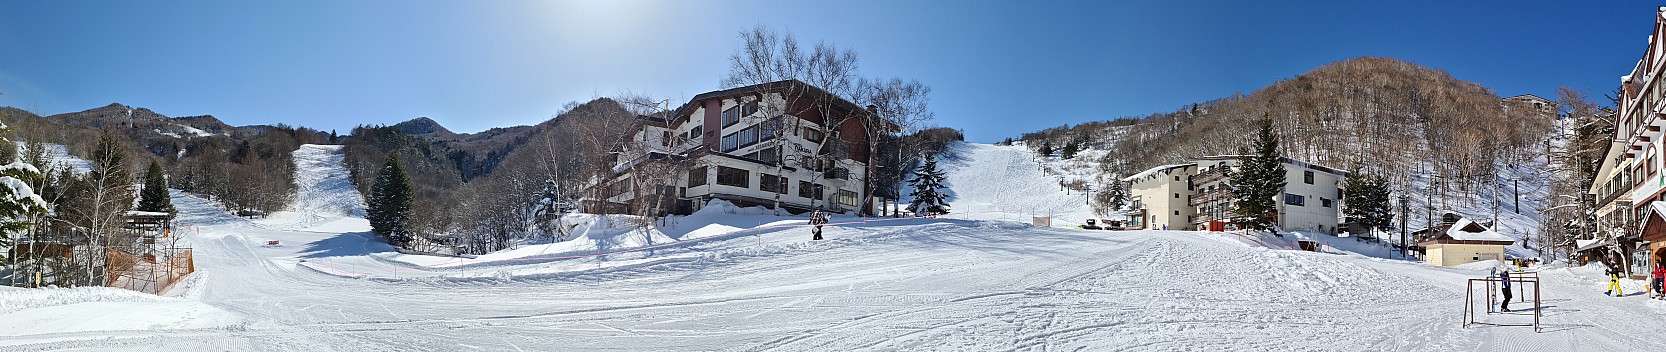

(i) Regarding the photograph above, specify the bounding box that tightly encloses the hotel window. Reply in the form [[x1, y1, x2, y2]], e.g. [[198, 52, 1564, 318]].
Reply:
[[688, 125, 703, 140], [721, 126, 763, 153], [837, 189, 859, 207], [1285, 193, 1305, 206], [721, 134, 738, 152], [687, 166, 708, 187], [828, 167, 850, 180], [761, 174, 787, 193], [760, 118, 782, 140], [1304, 171, 1314, 184], [799, 181, 825, 199], [716, 166, 749, 188], [721, 102, 758, 128], [1321, 198, 1333, 208], [803, 127, 825, 142]]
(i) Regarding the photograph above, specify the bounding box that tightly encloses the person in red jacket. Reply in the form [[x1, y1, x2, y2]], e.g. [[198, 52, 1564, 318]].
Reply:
[[1653, 262, 1666, 300]]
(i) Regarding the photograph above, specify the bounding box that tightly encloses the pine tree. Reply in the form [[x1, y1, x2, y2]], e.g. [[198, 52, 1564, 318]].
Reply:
[[0, 119, 49, 262], [1343, 169, 1394, 235], [367, 153, 414, 247], [1106, 180, 1127, 210], [1038, 141, 1054, 157], [1061, 140, 1080, 159], [907, 155, 951, 216], [137, 160, 175, 214], [1227, 117, 1286, 232]]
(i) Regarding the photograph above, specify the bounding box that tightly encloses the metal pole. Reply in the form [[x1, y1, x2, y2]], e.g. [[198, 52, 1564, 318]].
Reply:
[[1514, 178, 1520, 214], [1493, 177, 1500, 227], [1400, 195, 1409, 259]]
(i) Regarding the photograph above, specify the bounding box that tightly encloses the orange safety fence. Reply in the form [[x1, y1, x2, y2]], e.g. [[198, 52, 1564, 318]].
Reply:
[[105, 247, 194, 295]]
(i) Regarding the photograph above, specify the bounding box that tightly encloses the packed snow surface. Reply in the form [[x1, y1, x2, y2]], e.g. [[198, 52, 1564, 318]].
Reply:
[[3, 143, 1664, 351]]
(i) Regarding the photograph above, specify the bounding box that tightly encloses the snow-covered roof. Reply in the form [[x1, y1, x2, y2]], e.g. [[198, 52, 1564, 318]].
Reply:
[[125, 211, 172, 217], [1442, 217, 1512, 242], [1121, 164, 1192, 182], [1649, 201, 1666, 222], [1575, 239, 1607, 252], [1193, 155, 1346, 177]]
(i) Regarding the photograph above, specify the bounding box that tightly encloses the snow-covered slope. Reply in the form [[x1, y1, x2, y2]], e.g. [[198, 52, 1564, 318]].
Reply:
[[251, 144, 369, 232], [935, 142, 1096, 226], [15, 142, 92, 174], [3, 142, 1664, 351]]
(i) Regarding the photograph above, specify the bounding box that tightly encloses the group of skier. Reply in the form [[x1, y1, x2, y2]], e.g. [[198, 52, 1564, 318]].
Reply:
[[1596, 259, 1666, 300]]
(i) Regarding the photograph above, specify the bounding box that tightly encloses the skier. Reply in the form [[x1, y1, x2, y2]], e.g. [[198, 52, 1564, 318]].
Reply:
[[1606, 261, 1625, 297], [1498, 266, 1512, 312], [809, 210, 828, 240]]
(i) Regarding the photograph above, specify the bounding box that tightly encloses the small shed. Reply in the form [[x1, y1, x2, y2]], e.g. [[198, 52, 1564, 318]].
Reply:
[[1419, 216, 1514, 267], [124, 211, 174, 231]]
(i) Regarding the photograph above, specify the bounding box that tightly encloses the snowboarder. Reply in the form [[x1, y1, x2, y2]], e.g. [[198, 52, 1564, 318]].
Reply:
[[809, 210, 829, 240], [1606, 261, 1625, 297], [1498, 267, 1512, 312]]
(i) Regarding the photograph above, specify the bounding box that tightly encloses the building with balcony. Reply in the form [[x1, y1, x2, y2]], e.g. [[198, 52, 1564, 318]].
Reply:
[[594, 80, 880, 216], [1189, 156, 1347, 234], [1119, 155, 1345, 234], [1123, 163, 1196, 230], [1589, 6, 1666, 278]]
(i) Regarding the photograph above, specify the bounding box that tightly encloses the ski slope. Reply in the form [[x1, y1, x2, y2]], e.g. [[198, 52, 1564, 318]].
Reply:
[[936, 143, 1096, 225], [4, 143, 1666, 351]]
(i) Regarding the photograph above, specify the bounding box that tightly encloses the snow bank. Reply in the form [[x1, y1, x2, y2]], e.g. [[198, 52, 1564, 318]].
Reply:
[[0, 282, 240, 336], [0, 286, 174, 314]]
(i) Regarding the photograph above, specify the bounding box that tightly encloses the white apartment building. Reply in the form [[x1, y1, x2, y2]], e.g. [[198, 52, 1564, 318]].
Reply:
[[1123, 156, 1346, 234], [1123, 164, 1197, 230], [596, 80, 880, 216]]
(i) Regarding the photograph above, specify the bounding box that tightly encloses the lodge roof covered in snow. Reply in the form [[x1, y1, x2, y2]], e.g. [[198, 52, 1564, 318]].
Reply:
[[1194, 155, 1348, 177], [1121, 163, 1194, 182], [1419, 215, 1513, 246]]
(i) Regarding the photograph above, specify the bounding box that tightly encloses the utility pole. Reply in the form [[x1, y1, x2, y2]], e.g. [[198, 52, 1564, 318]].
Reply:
[[1492, 177, 1500, 227], [1400, 194, 1409, 259], [1427, 175, 1438, 241], [1084, 184, 1093, 205], [1513, 177, 1520, 214]]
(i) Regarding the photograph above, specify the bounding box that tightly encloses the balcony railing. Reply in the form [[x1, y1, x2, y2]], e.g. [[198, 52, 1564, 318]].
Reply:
[[1190, 168, 1229, 189], [1188, 188, 1232, 207]]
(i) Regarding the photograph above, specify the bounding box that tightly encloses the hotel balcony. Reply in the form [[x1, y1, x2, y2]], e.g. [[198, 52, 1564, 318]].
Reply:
[[1188, 188, 1232, 207], [1189, 167, 1229, 189]]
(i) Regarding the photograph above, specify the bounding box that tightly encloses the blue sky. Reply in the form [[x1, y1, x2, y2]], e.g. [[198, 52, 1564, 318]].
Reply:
[[0, 1, 1655, 142]]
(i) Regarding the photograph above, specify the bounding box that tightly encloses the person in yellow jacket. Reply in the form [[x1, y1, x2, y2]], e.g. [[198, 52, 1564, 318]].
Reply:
[[1606, 261, 1625, 297]]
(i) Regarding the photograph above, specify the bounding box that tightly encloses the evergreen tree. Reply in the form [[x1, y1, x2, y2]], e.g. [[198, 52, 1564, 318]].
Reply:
[[367, 153, 414, 247], [137, 160, 175, 214], [1343, 169, 1393, 235], [1227, 117, 1286, 232], [1061, 140, 1080, 159], [1038, 141, 1054, 157], [906, 155, 951, 216], [0, 119, 49, 262], [1106, 180, 1127, 210]]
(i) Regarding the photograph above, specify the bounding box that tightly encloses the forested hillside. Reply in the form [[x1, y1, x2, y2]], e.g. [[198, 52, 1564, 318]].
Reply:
[[342, 98, 637, 252], [1023, 57, 1561, 196], [0, 104, 327, 216]]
